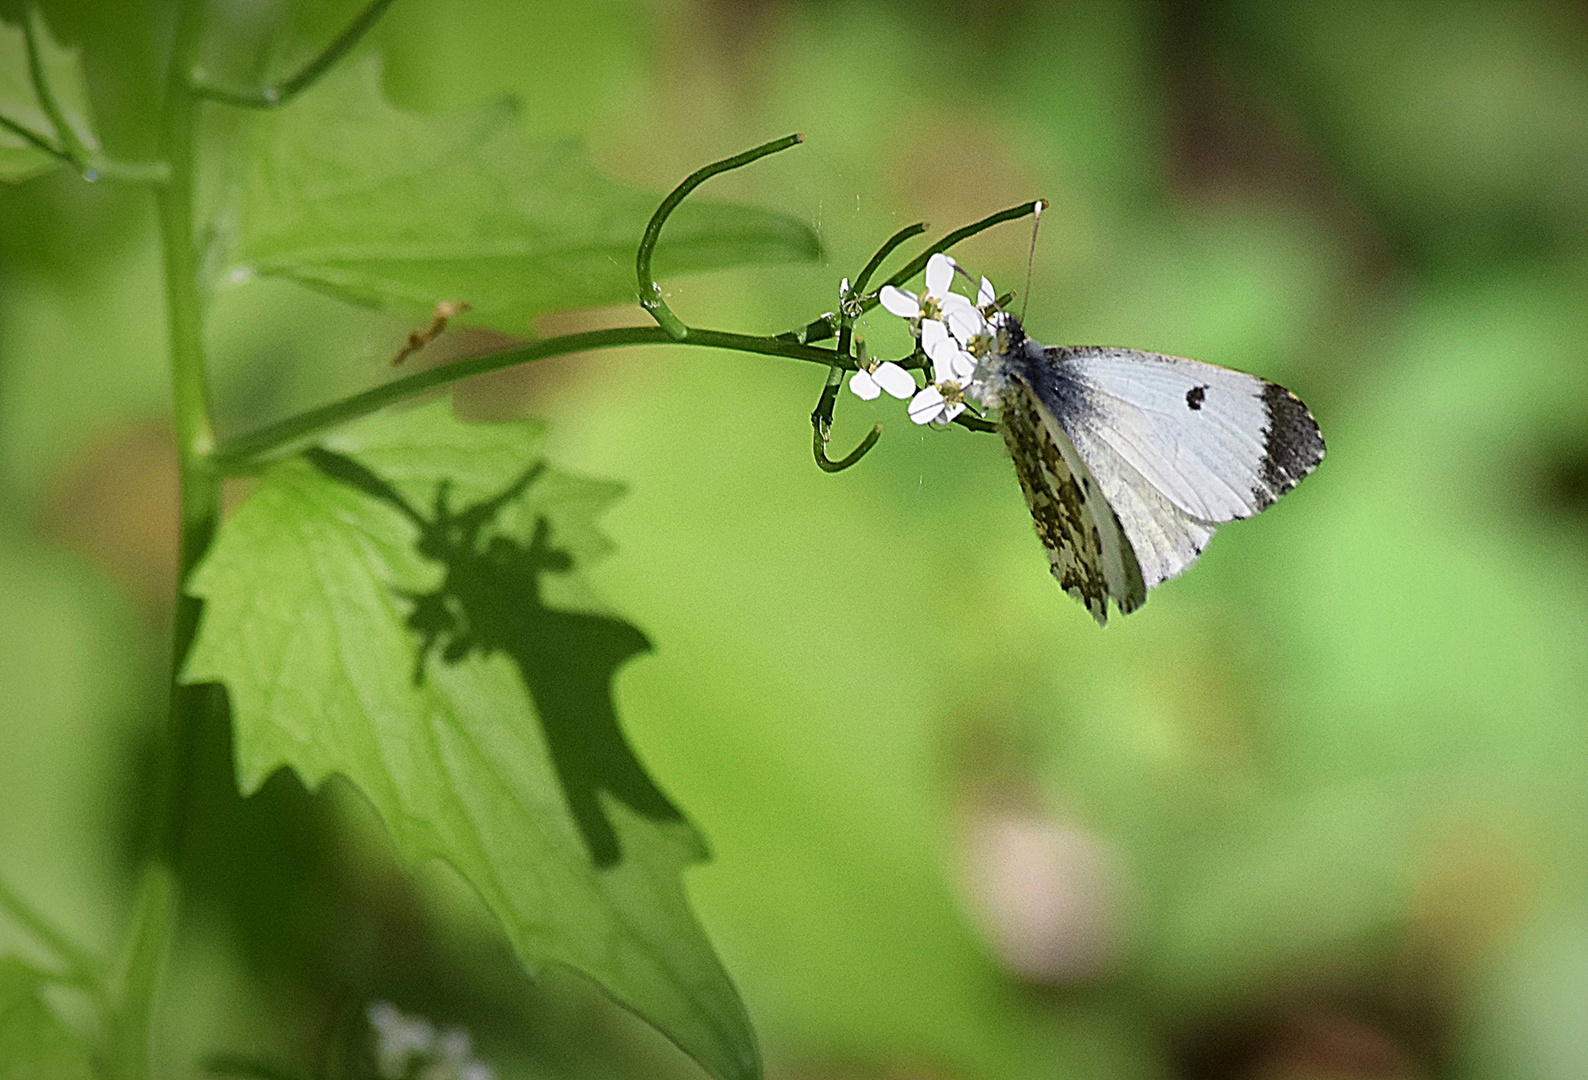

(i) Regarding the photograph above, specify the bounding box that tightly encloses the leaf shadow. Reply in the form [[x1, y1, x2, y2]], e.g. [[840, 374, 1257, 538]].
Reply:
[[305, 447, 684, 868]]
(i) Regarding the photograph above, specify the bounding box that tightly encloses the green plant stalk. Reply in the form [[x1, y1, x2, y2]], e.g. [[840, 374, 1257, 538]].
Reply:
[[788, 199, 1045, 346], [637, 133, 804, 339], [212, 325, 850, 470], [111, 3, 216, 1077]]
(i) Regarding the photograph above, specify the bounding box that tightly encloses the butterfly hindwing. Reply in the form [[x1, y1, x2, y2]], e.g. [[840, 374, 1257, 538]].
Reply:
[[998, 378, 1146, 624], [1060, 451, 1217, 590]]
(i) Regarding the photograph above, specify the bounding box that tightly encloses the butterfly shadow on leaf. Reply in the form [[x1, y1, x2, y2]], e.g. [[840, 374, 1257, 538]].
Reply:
[[305, 447, 686, 869]]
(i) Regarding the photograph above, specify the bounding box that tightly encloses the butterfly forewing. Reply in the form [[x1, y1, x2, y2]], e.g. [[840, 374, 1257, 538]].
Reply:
[[1056, 347, 1324, 521], [998, 378, 1146, 625]]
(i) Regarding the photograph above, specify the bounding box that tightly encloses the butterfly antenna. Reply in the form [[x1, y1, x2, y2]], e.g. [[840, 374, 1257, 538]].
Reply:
[[1019, 199, 1045, 322]]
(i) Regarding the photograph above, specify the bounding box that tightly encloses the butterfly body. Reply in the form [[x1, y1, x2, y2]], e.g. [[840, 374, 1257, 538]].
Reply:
[[982, 317, 1325, 624]]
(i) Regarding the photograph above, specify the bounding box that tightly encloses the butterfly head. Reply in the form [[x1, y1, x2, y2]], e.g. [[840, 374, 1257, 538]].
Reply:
[[991, 310, 1026, 353], [959, 310, 1033, 412]]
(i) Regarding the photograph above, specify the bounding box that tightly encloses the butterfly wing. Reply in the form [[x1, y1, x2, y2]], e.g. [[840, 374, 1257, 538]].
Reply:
[[998, 377, 1147, 624], [999, 340, 1323, 594], [1053, 346, 1325, 523]]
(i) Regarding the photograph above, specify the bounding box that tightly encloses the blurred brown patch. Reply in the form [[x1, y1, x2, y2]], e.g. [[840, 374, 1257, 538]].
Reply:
[[1160, 1, 1395, 282], [1245, 1011, 1422, 1080], [1183, 1007, 1430, 1080], [37, 421, 179, 615], [1401, 810, 1542, 990]]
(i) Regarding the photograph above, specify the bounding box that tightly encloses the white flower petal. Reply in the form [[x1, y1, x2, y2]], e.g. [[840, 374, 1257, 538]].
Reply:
[[848, 369, 882, 400], [878, 286, 919, 317], [909, 385, 945, 424], [925, 252, 956, 296], [941, 401, 966, 421], [921, 318, 950, 354], [978, 276, 997, 308], [840, 277, 850, 298], [926, 332, 963, 372], [872, 361, 917, 399], [949, 351, 976, 383], [941, 291, 979, 323], [931, 343, 973, 385], [944, 304, 985, 344]]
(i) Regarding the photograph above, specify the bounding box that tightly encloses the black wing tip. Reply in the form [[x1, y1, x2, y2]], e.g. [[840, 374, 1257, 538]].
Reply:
[[1253, 382, 1325, 511]]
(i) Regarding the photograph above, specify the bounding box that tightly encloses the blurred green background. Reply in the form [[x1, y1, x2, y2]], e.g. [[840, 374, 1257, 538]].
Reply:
[[5, 0, 1588, 1077]]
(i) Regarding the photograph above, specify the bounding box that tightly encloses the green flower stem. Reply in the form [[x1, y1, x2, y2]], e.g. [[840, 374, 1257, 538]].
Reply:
[[84, 156, 172, 185], [114, 3, 215, 1077], [213, 325, 846, 471], [189, 0, 398, 108], [880, 199, 1047, 292], [0, 872, 104, 987], [787, 199, 1046, 346], [806, 225, 927, 474], [638, 133, 804, 340], [852, 221, 928, 298]]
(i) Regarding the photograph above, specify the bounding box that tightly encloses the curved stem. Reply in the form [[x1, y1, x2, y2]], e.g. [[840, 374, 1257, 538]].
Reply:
[[213, 325, 844, 471], [879, 200, 1046, 291], [190, 0, 398, 108], [814, 416, 882, 472], [806, 223, 930, 474], [637, 133, 803, 339], [788, 200, 1045, 346], [853, 221, 927, 296]]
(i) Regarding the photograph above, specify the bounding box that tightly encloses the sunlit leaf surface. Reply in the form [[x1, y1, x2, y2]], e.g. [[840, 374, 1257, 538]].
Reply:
[[184, 401, 758, 1080], [227, 56, 820, 332]]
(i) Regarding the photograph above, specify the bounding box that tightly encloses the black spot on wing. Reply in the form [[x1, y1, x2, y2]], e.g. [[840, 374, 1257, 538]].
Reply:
[[1186, 385, 1207, 410], [1253, 381, 1325, 510]]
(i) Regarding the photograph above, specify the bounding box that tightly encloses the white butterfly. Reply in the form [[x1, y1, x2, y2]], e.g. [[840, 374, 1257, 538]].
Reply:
[[979, 316, 1325, 625]]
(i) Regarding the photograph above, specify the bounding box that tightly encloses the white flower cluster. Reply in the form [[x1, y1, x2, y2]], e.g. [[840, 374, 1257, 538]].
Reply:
[[861, 252, 1001, 426], [367, 1002, 495, 1080]]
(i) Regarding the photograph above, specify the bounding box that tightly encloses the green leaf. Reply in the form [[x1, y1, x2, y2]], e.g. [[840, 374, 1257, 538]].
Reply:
[[227, 57, 820, 332], [0, 958, 97, 1078], [0, 9, 100, 183], [183, 401, 759, 1080]]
